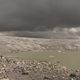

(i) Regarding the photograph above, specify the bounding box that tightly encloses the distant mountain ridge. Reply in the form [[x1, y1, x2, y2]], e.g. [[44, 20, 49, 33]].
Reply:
[[1, 27, 80, 39]]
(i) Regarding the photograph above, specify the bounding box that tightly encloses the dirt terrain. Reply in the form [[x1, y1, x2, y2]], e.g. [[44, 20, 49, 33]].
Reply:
[[0, 33, 80, 80], [0, 56, 78, 80], [0, 35, 80, 54]]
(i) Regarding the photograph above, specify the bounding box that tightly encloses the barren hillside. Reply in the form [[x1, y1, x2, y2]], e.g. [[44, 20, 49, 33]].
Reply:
[[0, 33, 79, 80], [0, 34, 80, 54]]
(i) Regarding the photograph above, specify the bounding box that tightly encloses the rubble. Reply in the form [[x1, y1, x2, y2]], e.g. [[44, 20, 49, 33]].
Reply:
[[0, 56, 74, 80], [0, 35, 79, 80], [0, 36, 80, 53], [0, 56, 79, 80]]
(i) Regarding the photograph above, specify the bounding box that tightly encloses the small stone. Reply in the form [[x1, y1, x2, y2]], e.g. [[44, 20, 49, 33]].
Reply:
[[57, 50, 62, 53], [69, 73, 76, 78], [43, 76, 50, 80], [1, 78, 9, 80]]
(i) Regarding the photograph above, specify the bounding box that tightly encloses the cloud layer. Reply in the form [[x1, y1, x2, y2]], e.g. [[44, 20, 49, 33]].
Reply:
[[0, 0, 80, 31]]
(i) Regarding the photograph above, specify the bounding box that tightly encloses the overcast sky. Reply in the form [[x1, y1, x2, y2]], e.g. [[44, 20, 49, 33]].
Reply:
[[0, 0, 80, 31]]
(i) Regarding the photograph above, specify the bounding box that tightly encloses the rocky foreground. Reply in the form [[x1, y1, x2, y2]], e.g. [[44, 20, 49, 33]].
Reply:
[[0, 56, 79, 80]]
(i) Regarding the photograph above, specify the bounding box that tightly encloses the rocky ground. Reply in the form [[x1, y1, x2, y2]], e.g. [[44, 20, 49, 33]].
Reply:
[[0, 35, 80, 54], [0, 55, 79, 80], [0, 33, 80, 80]]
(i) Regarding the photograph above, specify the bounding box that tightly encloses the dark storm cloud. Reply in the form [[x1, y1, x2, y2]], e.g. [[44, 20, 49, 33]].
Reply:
[[0, 0, 80, 31]]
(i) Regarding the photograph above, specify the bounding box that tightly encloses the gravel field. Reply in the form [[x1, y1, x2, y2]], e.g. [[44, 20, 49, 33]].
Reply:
[[0, 33, 80, 80], [0, 35, 80, 54], [0, 56, 79, 80]]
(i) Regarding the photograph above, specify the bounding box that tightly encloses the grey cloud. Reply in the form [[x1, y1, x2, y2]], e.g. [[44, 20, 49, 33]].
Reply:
[[0, 0, 80, 31]]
